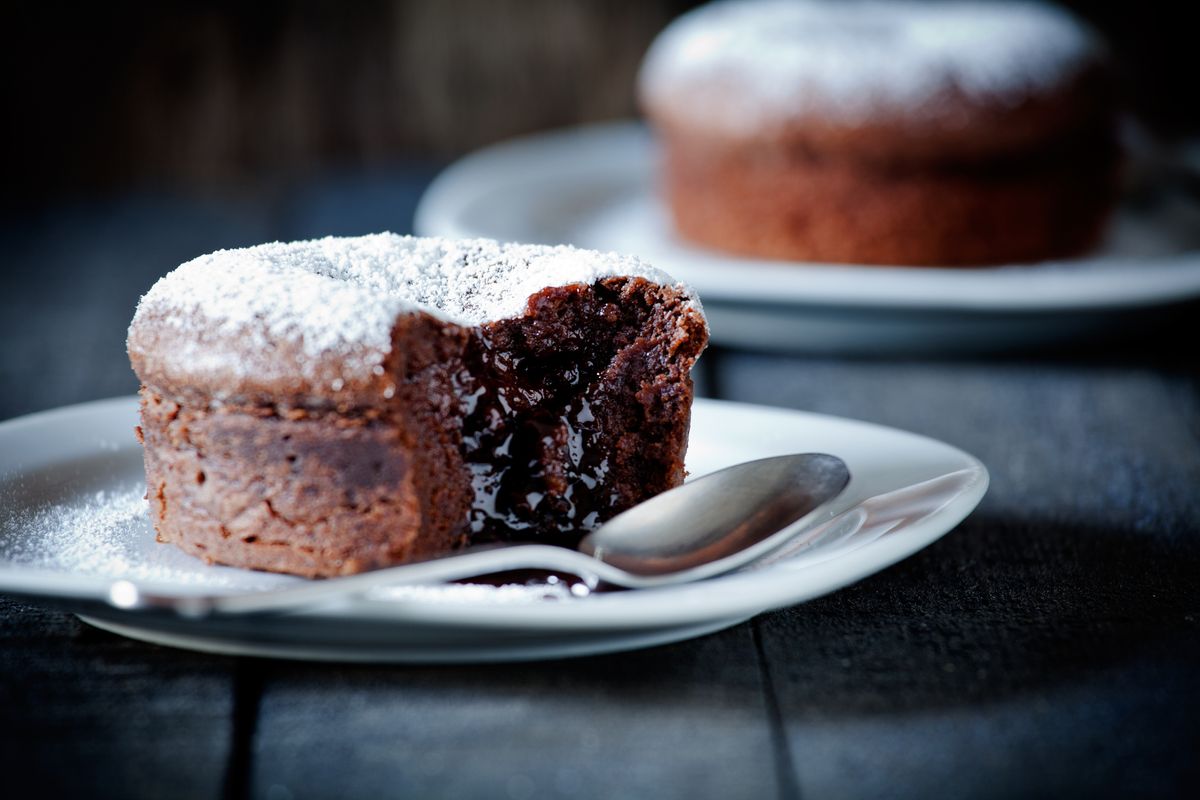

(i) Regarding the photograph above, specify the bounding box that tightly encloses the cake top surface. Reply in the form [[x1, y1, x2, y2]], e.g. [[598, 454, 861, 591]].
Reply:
[[128, 233, 701, 401], [639, 0, 1103, 131]]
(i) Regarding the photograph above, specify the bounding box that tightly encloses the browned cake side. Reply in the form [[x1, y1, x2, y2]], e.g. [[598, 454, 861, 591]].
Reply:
[[659, 127, 1119, 266], [138, 394, 471, 577], [137, 312, 475, 577], [135, 277, 707, 577]]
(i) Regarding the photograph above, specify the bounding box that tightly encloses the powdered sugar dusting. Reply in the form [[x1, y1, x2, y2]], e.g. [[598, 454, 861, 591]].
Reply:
[[0, 485, 287, 589], [369, 577, 585, 604], [640, 0, 1103, 131], [129, 233, 697, 388], [0, 484, 591, 603]]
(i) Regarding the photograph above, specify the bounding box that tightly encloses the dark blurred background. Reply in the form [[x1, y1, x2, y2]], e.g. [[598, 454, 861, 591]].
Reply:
[[3, 0, 1198, 210], [1, 0, 1198, 421]]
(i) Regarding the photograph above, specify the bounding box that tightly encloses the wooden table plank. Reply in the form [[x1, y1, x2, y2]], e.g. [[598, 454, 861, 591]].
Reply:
[[0, 599, 241, 800], [249, 626, 781, 800], [715, 350, 1200, 797]]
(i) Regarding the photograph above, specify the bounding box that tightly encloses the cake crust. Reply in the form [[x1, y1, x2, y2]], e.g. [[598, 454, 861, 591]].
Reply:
[[139, 392, 468, 577], [659, 126, 1118, 266], [130, 236, 707, 577]]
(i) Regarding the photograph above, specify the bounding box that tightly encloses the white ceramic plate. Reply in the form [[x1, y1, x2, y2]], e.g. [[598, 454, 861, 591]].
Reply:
[[0, 397, 987, 662], [414, 122, 1200, 354]]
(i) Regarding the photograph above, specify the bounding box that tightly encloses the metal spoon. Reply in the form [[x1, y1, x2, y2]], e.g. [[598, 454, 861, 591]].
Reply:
[[109, 453, 849, 618]]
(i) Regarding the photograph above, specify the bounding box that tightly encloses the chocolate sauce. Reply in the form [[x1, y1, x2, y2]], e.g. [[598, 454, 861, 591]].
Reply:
[[457, 284, 631, 546], [404, 276, 706, 553]]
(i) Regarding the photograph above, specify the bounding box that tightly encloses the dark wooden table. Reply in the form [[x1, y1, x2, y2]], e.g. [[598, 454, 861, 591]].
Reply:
[[1, 172, 1198, 799]]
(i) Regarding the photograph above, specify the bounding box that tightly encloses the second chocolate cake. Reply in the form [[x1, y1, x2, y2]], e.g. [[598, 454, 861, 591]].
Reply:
[[639, 0, 1120, 266]]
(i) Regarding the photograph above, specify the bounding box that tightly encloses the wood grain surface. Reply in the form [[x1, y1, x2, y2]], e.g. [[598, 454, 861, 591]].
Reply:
[[1, 177, 1197, 799]]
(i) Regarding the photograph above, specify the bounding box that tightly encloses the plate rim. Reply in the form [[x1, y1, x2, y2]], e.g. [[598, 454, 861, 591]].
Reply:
[[413, 119, 1200, 314], [77, 612, 753, 663]]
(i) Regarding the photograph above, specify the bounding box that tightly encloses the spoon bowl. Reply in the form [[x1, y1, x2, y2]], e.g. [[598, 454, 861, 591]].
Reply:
[[580, 453, 850, 578]]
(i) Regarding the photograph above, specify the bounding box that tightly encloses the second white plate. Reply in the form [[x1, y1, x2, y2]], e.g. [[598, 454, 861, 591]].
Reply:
[[415, 122, 1200, 354]]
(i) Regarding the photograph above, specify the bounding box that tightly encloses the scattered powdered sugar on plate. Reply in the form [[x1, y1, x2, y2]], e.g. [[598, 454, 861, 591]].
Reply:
[[369, 575, 590, 605], [0, 485, 153, 575], [0, 485, 284, 589], [0, 482, 591, 604]]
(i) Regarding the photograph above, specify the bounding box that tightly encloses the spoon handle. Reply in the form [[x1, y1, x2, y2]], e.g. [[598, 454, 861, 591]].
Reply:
[[105, 452, 852, 618], [109, 544, 650, 618]]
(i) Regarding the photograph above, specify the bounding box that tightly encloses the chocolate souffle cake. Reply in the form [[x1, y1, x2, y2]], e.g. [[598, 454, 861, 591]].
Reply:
[[639, 0, 1120, 266], [127, 234, 708, 577]]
